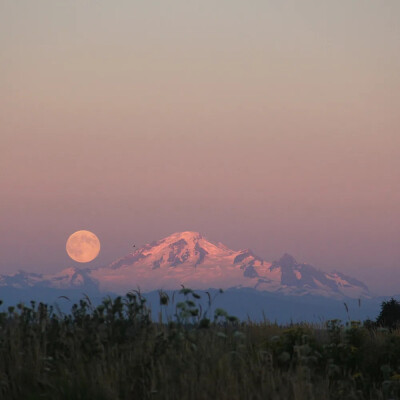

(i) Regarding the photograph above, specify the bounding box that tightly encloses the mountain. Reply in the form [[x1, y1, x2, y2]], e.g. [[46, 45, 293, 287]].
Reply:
[[0, 267, 97, 290], [90, 231, 370, 298], [0, 231, 371, 299]]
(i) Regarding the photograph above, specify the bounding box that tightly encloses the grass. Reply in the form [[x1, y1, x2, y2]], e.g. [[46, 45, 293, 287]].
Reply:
[[0, 289, 399, 400]]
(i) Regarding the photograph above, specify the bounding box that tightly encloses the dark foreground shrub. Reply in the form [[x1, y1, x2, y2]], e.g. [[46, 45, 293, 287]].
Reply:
[[0, 291, 399, 399], [377, 297, 400, 330]]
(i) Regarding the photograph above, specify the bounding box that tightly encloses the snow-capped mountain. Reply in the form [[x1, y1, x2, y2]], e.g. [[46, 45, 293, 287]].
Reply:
[[0, 231, 371, 299], [267, 253, 370, 298], [0, 267, 96, 290], [91, 231, 370, 298]]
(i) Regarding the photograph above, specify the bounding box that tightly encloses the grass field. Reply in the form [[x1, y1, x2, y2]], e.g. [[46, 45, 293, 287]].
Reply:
[[0, 289, 399, 400]]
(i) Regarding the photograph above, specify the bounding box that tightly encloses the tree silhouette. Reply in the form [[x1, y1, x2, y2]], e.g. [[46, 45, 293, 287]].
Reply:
[[376, 298, 400, 330]]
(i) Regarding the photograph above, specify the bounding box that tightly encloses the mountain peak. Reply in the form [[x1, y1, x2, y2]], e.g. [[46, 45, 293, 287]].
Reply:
[[0, 232, 371, 299], [277, 253, 298, 268], [169, 231, 203, 240], [88, 234, 371, 298]]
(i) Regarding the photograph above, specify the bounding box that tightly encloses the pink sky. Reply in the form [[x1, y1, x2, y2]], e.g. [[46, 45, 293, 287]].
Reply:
[[1, 1, 399, 294]]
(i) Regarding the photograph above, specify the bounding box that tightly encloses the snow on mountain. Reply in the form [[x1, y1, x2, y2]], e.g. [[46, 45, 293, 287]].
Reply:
[[44, 267, 97, 289], [0, 231, 371, 299], [0, 271, 45, 289], [91, 231, 252, 292], [266, 253, 370, 298], [90, 231, 371, 298], [0, 267, 96, 290]]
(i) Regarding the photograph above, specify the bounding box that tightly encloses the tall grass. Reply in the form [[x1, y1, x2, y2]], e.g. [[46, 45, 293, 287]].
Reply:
[[0, 290, 399, 400]]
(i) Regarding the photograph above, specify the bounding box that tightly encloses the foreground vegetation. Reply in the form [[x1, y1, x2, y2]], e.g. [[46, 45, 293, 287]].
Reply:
[[1, 290, 400, 400]]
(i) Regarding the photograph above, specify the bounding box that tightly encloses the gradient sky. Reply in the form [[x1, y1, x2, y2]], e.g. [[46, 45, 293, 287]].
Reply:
[[1, 1, 399, 295]]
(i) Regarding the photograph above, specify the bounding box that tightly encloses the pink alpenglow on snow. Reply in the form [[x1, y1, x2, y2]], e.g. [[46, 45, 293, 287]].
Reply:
[[0, 231, 371, 299], [90, 232, 371, 298]]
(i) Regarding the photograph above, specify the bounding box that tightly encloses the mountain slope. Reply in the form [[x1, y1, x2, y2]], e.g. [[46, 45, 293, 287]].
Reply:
[[0, 231, 371, 299], [0, 267, 97, 290], [90, 231, 370, 298]]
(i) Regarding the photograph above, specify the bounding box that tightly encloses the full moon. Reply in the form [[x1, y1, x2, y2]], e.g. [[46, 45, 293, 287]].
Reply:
[[66, 230, 100, 263]]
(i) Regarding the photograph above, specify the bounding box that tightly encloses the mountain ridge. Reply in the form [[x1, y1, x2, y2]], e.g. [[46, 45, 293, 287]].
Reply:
[[0, 231, 371, 299]]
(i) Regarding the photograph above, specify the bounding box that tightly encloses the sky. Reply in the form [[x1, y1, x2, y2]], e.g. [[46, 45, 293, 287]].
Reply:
[[1, 1, 399, 295]]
